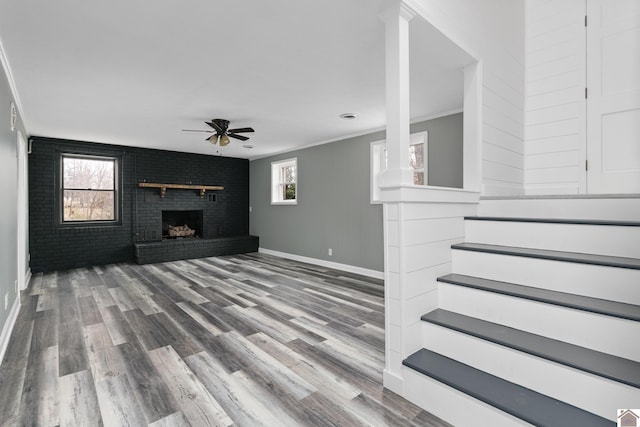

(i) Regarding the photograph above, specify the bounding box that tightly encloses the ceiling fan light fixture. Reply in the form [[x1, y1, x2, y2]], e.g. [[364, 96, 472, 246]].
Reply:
[[184, 118, 254, 149]]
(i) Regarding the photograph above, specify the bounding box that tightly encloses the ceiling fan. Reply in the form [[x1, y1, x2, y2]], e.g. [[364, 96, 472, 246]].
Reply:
[[183, 119, 254, 146]]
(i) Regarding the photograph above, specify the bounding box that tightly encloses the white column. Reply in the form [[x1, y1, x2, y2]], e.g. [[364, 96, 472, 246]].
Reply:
[[379, 0, 415, 396], [380, 1, 415, 188]]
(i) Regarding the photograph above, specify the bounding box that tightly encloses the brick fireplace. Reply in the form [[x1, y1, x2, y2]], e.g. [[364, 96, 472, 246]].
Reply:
[[133, 183, 258, 264]]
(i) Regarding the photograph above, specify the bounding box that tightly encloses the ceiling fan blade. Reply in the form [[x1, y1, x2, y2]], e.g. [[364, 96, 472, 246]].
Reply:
[[228, 127, 254, 134], [206, 120, 224, 134], [228, 133, 250, 141], [182, 129, 213, 133]]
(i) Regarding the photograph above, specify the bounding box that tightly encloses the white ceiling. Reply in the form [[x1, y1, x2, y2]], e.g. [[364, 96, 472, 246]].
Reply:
[[0, 0, 474, 159]]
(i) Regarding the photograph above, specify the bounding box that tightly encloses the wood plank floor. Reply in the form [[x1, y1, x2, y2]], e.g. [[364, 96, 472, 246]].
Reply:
[[0, 253, 451, 427]]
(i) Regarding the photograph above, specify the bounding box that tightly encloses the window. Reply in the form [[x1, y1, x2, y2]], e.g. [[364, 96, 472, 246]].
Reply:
[[370, 131, 428, 203], [61, 154, 118, 222], [409, 132, 427, 185], [271, 158, 297, 204]]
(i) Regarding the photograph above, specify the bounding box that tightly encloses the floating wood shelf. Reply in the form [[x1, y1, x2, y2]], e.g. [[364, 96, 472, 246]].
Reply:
[[138, 182, 224, 199]]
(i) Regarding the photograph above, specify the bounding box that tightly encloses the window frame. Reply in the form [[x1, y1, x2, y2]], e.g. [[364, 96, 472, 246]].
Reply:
[[57, 151, 122, 226], [409, 131, 428, 186], [370, 131, 429, 204], [271, 157, 297, 205]]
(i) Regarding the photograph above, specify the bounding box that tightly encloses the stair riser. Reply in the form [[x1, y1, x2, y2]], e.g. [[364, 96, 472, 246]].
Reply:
[[452, 250, 640, 305], [421, 323, 639, 419], [478, 198, 640, 221], [402, 367, 534, 427], [465, 221, 640, 258], [439, 283, 640, 361]]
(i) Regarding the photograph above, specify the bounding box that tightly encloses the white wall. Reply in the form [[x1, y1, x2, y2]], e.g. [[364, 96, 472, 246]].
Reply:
[[407, 0, 526, 196], [0, 39, 26, 361], [524, 0, 586, 195]]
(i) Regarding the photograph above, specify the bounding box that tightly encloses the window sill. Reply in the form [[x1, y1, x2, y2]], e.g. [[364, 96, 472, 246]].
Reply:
[[57, 220, 122, 229], [271, 200, 297, 206]]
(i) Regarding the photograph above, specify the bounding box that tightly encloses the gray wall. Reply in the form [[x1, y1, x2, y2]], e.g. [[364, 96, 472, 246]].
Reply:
[[249, 112, 462, 273], [250, 130, 386, 272], [416, 112, 463, 188], [0, 61, 25, 337]]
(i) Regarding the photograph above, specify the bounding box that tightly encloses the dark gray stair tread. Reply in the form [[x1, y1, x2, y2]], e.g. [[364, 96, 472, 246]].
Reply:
[[422, 309, 640, 388], [403, 349, 614, 427], [451, 242, 640, 270], [437, 273, 640, 322], [465, 216, 640, 227]]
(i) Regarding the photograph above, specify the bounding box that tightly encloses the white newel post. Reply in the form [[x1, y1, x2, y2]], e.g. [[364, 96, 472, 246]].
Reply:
[[379, 0, 415, 394]]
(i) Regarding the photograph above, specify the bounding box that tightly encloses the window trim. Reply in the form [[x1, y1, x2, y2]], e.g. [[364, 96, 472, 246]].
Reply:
[[57, 151, 123, 227], [271, 157, 297, 205], [410, 131, 428, 186], [370, 131, 429, 204]]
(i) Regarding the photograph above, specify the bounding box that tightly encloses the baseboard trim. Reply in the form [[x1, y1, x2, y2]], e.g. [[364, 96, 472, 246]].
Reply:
[[258, 248, 384, 280], [23, 269, 32, 291], [383, 369, 405, 394], [0, 295, 20, 364]]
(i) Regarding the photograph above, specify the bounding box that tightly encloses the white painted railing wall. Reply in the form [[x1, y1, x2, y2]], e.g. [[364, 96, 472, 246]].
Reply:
[[381, 186, 479, 393]]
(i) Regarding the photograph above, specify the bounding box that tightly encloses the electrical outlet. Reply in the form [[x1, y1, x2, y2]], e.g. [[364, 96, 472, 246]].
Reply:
[[328, 248, 332, 256]]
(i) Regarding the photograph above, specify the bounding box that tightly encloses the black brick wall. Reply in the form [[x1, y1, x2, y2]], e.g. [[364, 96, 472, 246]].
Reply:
[[29, 137, 250, 272]]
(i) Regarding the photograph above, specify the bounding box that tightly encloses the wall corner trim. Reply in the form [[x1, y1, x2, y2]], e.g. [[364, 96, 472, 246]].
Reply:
[[258, 248, 384, 280], [0, 295, 21, 365], [0, 35, 27, 130]]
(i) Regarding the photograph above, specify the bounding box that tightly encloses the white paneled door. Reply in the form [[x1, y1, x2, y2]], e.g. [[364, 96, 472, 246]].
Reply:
[[586, 0, 640, 193]]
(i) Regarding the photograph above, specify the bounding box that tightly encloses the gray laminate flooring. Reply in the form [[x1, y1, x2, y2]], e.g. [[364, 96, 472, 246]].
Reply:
[[0, 253, 451, 427]]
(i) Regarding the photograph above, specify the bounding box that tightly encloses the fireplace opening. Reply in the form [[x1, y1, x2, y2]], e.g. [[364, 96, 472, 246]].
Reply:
[[162, 210, 203, 239]]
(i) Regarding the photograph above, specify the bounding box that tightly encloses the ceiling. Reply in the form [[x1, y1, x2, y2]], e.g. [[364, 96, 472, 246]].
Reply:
[[0, 0, 474, 159]]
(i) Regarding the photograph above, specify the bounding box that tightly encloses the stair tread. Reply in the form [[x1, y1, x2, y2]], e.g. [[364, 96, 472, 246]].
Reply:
[[452, 242, 640, 270], [465, 216, 640, 227], [403, 349, 614, 427], [437, 273, 640, 321], [422, 309, 640, 388]]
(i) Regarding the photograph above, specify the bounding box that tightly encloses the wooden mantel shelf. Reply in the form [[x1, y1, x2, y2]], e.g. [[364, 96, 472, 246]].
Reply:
[[138, 182, 224, 199]]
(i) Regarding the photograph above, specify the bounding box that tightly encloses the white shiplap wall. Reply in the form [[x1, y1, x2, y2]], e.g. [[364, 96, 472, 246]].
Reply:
[[524, 0, 586, 194], [408, 0, 526, 196], [381, 188, 479, 395]]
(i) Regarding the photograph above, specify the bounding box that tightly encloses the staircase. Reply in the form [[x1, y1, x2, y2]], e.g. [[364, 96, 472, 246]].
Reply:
[[401, 197, 640, 426]]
